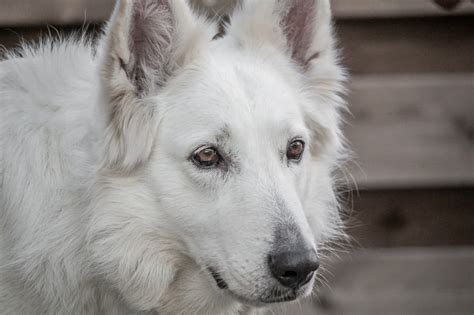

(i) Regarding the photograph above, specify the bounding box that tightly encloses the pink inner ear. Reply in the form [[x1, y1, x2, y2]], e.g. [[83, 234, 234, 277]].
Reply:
[[281, 0, 315, 66], [127, 0, 174, 93]]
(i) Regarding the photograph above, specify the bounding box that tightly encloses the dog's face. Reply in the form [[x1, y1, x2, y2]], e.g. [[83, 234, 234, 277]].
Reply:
[[153, 50, 319, 303], [94, 0, 345, 309]]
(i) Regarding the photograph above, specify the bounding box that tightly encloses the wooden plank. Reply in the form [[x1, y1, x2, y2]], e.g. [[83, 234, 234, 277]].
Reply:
[[346, 74, 474, 188], [0, 0, 115, 26], [333, 0, 474, 19], [198, 0, 474, 19], [343, 188, 474, 247], [308, 248, 474, 315], [0, 0, 473, 27], [336, 16, 474, 74]]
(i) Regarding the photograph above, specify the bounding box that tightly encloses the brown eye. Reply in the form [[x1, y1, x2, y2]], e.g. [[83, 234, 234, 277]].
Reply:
[[287, 140, 305, 162], [192, 146, 221, 168]]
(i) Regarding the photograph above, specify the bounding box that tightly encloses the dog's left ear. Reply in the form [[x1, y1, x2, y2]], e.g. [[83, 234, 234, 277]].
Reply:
[[279, 0, 346, 159], [232, 0, 346, 159], [100, 0, 214, 171], [278, 0, 334, 68]]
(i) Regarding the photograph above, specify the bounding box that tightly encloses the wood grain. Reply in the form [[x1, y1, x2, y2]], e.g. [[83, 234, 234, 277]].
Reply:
[[346, 74, 474, 188], [336, 17, 474, 74], [343, 188, 474, 247], [0, 0, 115, 26], [333, 0, 474, 18]]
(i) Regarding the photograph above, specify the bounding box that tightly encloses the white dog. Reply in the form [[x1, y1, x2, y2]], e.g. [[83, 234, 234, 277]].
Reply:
[[0, 0, 346, 313]]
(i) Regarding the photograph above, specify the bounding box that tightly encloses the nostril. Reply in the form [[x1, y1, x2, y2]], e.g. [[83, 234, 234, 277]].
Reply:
[[280, 270, 298, 279]]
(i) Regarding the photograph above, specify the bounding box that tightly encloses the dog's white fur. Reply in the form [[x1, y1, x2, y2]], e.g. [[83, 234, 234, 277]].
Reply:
[[0, 0, 346, 314]]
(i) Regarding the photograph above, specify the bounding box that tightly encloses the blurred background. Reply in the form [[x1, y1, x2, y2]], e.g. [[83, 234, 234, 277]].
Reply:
[[0, 0, 472, 314]]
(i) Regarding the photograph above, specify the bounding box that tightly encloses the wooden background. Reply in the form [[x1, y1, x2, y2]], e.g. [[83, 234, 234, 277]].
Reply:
[[0, 1, 473, 314]]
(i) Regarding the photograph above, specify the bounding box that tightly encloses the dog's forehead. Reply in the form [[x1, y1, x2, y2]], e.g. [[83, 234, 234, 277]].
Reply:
[[163, 49, 306, 135]]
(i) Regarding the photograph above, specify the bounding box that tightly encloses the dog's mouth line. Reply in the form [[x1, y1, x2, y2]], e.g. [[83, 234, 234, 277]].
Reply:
[[259, 292, 298, 304], [208, 267, 228, 289], [228, 289, 299, 306], [207, 267, 301, 305]]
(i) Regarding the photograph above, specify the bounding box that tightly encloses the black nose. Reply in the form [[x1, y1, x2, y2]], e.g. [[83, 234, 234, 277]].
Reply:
[[268, 250, 319, 289]]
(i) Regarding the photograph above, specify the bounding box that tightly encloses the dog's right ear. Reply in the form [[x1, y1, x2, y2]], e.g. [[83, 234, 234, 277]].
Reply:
[[100, 0, 214, 171]]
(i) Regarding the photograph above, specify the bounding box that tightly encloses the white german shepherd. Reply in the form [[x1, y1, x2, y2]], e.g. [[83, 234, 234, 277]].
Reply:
[[0, 0, 346, 313]]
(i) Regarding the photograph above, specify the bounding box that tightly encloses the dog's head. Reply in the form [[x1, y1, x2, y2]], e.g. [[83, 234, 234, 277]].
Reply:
[[91, 0, 345, 310]]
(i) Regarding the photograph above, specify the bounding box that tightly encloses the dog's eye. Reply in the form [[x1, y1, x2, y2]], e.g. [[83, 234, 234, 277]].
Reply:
[[287, 140, 305, 162], [192, 146, 221, 169]]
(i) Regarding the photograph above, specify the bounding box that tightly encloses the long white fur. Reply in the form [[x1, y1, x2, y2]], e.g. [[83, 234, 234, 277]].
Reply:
[[0, 0, 346, 314]]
